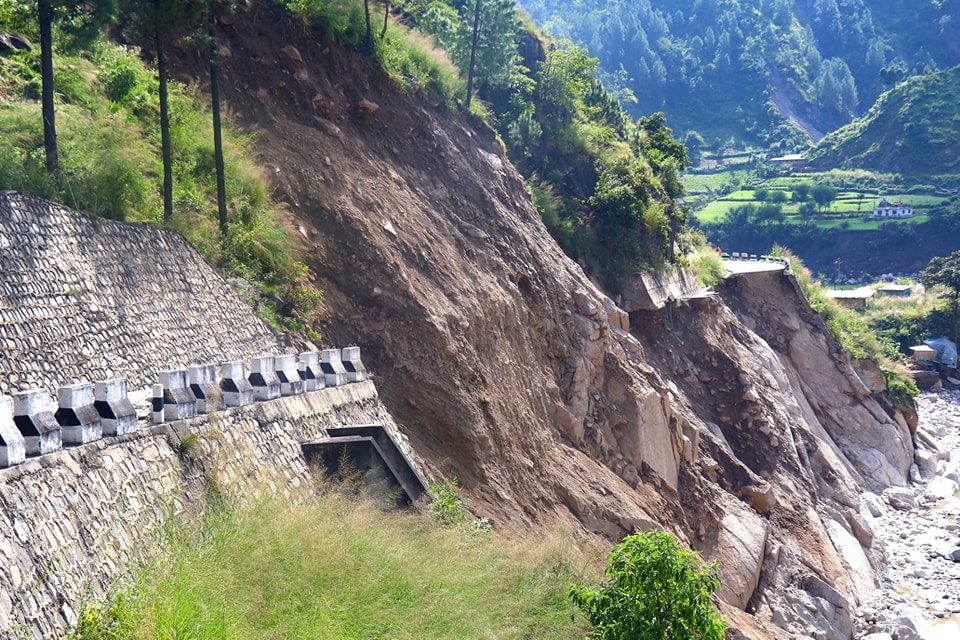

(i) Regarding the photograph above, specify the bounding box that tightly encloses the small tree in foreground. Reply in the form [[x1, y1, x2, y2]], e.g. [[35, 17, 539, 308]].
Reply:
[[569, 531, 726, 640], [921, 249, 960, 343]]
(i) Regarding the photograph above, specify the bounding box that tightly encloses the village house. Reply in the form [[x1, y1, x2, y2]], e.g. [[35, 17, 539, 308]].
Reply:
[[826, 287, 875, 310], [877, 283, 912, 297], [769, 153, 807, 173], [872, 197, 914, 218]]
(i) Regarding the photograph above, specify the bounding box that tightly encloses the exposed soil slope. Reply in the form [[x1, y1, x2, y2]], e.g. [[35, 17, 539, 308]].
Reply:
[[167, 7, 917, 637]]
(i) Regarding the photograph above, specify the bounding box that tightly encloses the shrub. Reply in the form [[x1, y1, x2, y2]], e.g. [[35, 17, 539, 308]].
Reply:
[[569, 531, 726, 640], [692, 246, 724, 287]]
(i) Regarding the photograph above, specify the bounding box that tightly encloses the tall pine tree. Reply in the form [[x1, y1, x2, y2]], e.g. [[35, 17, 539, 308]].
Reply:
[[36, 0, 119, 176]]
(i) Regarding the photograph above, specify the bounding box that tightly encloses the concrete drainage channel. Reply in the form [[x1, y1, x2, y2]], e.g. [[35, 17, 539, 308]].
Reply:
[[302, 425, 428, 507]]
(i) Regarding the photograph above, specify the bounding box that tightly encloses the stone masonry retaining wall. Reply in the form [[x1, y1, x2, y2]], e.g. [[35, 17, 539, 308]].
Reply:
[[0, 194, 425, 638], [0, 191, 282, 394], [0, 380, 419, 639]]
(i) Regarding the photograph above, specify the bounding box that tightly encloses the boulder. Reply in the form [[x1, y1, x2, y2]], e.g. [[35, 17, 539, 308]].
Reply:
[[926, 475, 959, 500], [708, 497, 768, 609], [281, 45, 303, 64], [915, 449, 938, 479], [862, 492, 886, 518], [882, 487, 917, 511]]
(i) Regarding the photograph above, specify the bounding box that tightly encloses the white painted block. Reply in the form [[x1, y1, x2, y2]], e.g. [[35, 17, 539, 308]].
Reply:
[[0, 395, 26, 467], [275, 354, 304, 396], [299, 351, 324, 392], [58, 382, 94, 409]]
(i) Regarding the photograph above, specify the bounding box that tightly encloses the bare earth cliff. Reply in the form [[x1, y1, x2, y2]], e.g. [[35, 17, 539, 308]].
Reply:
[[168, 9, 916, 638]]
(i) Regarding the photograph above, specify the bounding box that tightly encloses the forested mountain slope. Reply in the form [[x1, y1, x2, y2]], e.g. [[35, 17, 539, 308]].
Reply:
[[810, 65, 960, 174], [520, 0, 960, 148]]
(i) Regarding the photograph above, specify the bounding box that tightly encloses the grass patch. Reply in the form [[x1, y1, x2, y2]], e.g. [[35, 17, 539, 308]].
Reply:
[[682, 169, 753, 195], [281, 0, 467, 109], [68, 487, 595, 639]]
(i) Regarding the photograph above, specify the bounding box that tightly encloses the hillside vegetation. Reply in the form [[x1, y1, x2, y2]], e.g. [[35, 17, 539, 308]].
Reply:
[[0, 1, 321, 334], [810, 66, 960, 174], [0, 0, 693, 303], [520, 0, 960, 150], [391, 0, 693, 285]]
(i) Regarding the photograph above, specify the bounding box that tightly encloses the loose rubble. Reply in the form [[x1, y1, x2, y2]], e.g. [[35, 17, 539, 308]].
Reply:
[[855, 390, 960, 639]]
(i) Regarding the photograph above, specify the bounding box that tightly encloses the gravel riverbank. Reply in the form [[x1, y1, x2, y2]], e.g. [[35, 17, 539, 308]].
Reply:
[[855, 390, 960, 639]]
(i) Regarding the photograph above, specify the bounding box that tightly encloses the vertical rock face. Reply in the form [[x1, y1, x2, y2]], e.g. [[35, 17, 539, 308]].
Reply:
[[171, 10, 913, 637]]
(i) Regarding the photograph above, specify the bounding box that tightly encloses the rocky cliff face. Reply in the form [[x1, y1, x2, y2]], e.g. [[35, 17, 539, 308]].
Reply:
[[186, 8, 916, 637]]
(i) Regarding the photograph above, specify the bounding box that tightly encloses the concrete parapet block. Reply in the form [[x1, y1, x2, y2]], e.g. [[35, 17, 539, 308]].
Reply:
[[159, 369, 198, 421], [341, 346, 367, 383], [220, 361, 254, 408], [249, 356, 281, 401], [56, 382, 103, 445], [0, 395, 26, 467], [275, 354, 304, 396], [12, 388, 62, 455], [298, 351, 325, 392], [188, 364, 220, 413], [152, 384, 165, 424], [320, 349, 348, 387], [94, 378, 137, 436]]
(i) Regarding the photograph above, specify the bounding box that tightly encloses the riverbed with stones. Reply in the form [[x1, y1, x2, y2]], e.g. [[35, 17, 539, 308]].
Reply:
[[855, 389, 960, 639]]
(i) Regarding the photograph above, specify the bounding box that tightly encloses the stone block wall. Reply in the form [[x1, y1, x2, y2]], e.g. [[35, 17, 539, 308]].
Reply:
[[0, 381, 419, 639], [0, 194, 428, 638], [0, 191, 282, 394]]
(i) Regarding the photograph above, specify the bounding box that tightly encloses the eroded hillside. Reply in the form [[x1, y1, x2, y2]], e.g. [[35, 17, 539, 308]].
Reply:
[[171, 7, 916, 637]]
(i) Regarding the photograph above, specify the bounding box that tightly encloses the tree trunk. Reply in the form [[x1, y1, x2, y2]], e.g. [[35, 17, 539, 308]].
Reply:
[[465, 0, 481, 108], [209, 12, 228, 237], [381, 0, 389, 39], [38, 0, 59, 176], [953, 296, 958, 347], [363, 0, 372, 54], [156, 1, 173, 223]]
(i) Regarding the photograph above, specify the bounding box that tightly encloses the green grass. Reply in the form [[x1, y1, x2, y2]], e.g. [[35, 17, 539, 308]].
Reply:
[[283, 0, 467, 108], [697, 200, 742, 222], [682, 170, 753, 195], [69, 486, 596, 640], [811, 214, 930, 230]]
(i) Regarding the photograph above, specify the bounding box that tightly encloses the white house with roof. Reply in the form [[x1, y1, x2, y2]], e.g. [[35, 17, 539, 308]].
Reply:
[[872, 198, 913, 218]]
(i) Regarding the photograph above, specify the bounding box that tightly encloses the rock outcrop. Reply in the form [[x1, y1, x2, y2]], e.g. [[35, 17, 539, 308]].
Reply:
[[157, 8, 914, 637]]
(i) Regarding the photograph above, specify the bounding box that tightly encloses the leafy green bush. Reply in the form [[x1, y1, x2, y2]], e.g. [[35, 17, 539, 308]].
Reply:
[[426, 480, 491, 531], [691, 246, 724, 287], [427, 481, 467, 526], [569, 531, 726, 640], [881, 362, 920, 412]]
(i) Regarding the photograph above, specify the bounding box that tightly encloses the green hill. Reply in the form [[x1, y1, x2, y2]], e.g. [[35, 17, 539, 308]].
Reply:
[[519, 0, 960, 150], [809, 66, 960, 174]]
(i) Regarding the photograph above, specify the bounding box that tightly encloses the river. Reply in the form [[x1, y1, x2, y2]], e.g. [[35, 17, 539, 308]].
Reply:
[[855, 390, 960, 639]]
